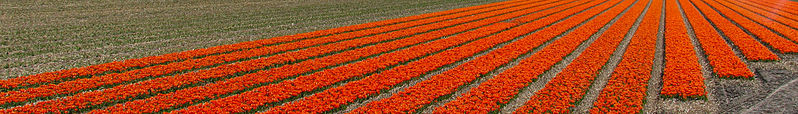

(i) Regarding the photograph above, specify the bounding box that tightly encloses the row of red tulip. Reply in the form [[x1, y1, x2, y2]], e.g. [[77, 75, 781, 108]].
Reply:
[[0, 1, 541, 113], [8, 0, 796, 113], [366, 1, 633, 113], [513, 0, 642, 113], [660, 0, 707, 99], [753, 0, 798, 7], [282, 0, 610, 113], [349, 0, 616, 112], [712, 0, 798, 44], [183, 22, 519, 114], [591, 0, 662, 113], [0, 0, 522, 91], [744, 0, 798, 13], [681, 0, 754, 78], [702, 0, 798, 54], [725, 0, 798, 29], [293, 22, 537, 113], [171, 1, 574, 112], [728, 0, 798, 46], [0, 0, 530, 108], [733, 0, 798, 23], [97, 21, 519, 114], [742, 0, 798, 42], [93, 2, 544, 112], [715, 0, 785, 60], [689, 0, 783, 60]]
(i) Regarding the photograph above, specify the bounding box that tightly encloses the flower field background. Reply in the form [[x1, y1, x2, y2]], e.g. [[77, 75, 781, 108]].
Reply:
[[2, 0, 798, 113]]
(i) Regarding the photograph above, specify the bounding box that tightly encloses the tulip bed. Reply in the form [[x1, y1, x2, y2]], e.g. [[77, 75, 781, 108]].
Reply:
[[3, 0, 797, 113], [592, 0, 663, 112]]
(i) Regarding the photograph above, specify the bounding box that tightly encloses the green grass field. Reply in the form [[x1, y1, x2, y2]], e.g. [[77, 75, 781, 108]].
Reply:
[[0, 0, 504, 79]]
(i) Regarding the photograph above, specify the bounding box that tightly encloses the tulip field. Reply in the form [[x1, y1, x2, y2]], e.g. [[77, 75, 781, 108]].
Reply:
[[3, 0, 798, 113]]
